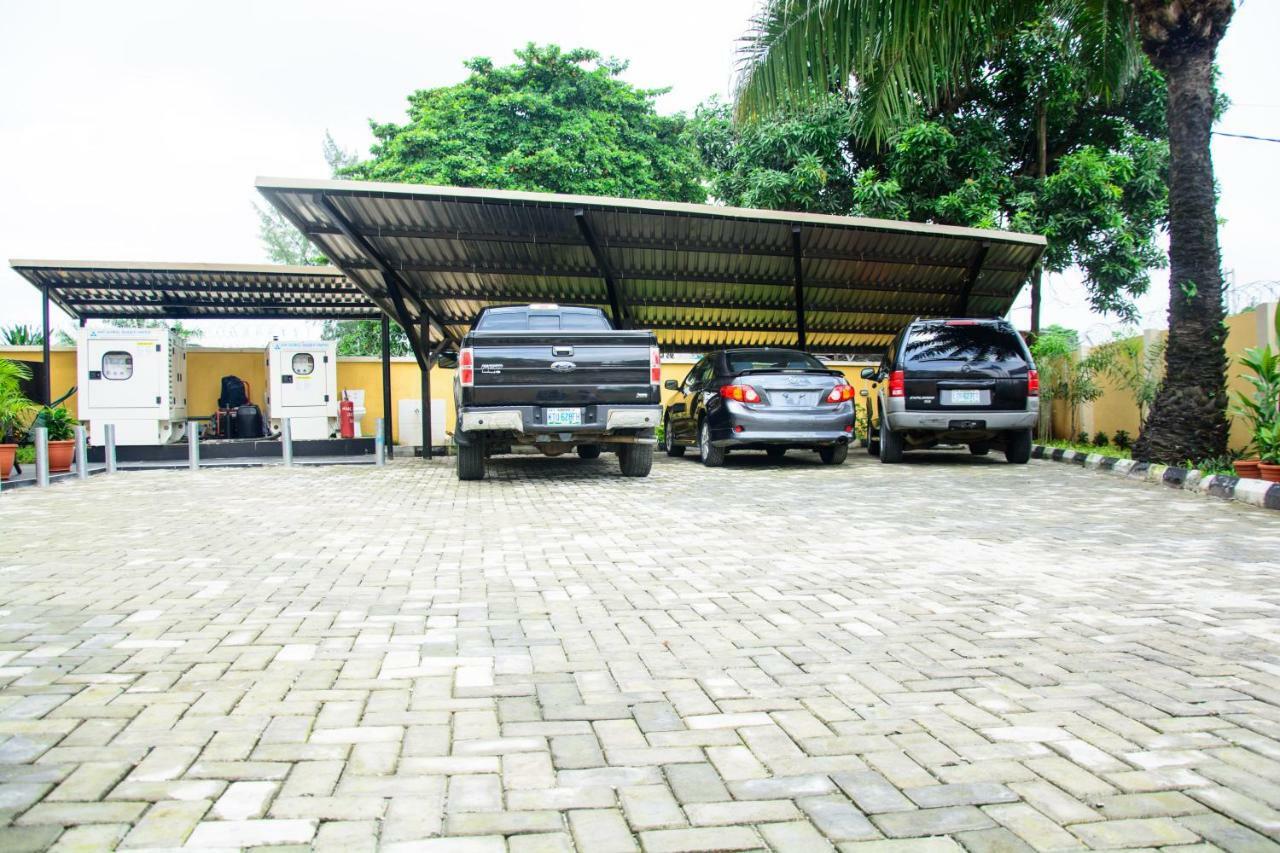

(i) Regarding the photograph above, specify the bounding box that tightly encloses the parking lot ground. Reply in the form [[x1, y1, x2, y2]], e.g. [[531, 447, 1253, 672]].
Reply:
[[1, 448, 1279, 851]]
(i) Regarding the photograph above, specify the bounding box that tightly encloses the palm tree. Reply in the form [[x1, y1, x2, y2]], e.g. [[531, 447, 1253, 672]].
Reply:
[[737, 0, 1235, 464]]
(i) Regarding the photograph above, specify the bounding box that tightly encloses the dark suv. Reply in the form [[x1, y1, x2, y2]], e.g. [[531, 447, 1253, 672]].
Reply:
[[863, 319, 1038, 464]]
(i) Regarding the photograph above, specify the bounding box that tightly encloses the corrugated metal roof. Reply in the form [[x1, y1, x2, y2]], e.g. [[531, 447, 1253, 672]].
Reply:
[[9, 261, 381, 321], [257, 178, 1046, 355]]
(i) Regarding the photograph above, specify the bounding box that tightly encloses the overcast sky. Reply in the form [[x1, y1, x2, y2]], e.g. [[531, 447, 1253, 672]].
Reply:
[[2, 0, 1276, 346]]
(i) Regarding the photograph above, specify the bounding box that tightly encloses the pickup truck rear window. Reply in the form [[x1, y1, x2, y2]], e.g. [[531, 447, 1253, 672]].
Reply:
[[476, 307, 613, 331], [726, 349, 828, 372], [903, 322, 1027, 366]]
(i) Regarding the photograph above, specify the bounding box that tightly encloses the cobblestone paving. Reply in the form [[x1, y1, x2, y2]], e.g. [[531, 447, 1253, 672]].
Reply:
[[2, 448, 1280, 852]]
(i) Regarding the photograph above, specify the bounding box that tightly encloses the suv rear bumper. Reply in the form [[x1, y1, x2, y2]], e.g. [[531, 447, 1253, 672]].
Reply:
[[886, 409, 1038, 431], [458, 405, 661, 439], [708, 401, 854, 446]]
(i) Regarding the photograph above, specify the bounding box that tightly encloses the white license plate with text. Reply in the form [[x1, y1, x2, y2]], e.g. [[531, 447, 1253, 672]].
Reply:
[[545, 408, 583, 426], [943, 389, 982, 406]]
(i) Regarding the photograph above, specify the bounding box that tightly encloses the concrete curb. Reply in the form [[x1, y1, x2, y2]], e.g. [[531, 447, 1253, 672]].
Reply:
[[1032, 444, 1280, 513]]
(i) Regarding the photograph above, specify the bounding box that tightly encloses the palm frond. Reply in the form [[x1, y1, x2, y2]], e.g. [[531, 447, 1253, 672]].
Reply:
[[1064, 0, 1143, 99]]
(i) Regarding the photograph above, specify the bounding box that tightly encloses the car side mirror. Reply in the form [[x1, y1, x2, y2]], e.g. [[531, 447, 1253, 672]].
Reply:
[[435, 349, 459, 370], [663, 379, 679, 391], [860, 367, 876, 380], [858, 389, 869, 397]]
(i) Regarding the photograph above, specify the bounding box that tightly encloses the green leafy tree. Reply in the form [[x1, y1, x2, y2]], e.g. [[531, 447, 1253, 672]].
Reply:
[[343, 44, 706, 203], [1, 325, 44, 346], [735, 0, 1236, 464], [321, 320, 410, 358], [1031, 325, 1112, 440], [1092, 333, 1166, 429]]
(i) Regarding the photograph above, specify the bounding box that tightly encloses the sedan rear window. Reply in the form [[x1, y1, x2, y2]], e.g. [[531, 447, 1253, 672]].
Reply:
[[726, 349, 828, 372], [903, 322, 1028, 366]]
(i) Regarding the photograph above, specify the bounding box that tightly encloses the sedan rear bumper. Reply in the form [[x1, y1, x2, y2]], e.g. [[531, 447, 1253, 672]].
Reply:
[[708, 401, 854, 446]]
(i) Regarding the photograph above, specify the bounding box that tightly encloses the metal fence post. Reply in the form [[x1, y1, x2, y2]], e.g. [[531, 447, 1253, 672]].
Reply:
[[34, 427, 49, 487], [281, 418, 293, 467], [374, 417, 386, 466], [104, 424, 117, 474], [188, 420, 201, 471], [75, 425, 89, 480]]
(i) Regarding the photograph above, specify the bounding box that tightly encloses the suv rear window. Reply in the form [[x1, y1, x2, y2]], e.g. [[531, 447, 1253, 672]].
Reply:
[[476, 307, 612, 331], [903, 322, 1028, 366], [726, 349, 828, 372]]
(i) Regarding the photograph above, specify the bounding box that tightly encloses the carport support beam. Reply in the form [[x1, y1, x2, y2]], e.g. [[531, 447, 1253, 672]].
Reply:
[[959, 242, 991, 316], [791, 227, 806, 351], [41, 283, 51, 405], [381, 315, 393, 459], [574, 209, 626, 329], [420, 317, 432, 460]]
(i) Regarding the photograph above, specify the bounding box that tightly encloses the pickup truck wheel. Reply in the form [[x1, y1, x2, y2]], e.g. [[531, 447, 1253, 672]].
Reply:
[[664, 420, 685, 457], [699, 420, 726, 467], [577, 444, 602, 460], [456, 443, 485, 480], [819, 444, 848, 465], [1004, 428, 1032, 464], [618, 444, 653, 477], [880, 419, 905, 464]]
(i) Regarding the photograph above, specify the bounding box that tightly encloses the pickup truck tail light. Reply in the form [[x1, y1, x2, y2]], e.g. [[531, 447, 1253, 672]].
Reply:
[[650, 346, 661, 385], [720, 383, 762, 404], [460, 347, 474, 387], [823, 383, 855, 404], [1027, 369, 1039, 397], [888, 370, 905, 398]]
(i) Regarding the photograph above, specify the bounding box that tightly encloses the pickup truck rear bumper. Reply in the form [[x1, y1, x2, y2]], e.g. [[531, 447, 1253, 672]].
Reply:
[[457, 405, 661, 442]]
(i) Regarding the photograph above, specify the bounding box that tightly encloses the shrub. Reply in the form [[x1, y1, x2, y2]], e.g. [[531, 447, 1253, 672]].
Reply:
[[1076, 432, 1090, 446], [1113, 429, 1132, 450], [1092, 431, 1110, 447]]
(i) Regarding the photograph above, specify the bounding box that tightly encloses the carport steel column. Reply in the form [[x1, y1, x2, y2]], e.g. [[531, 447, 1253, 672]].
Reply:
[[41, 282, 52, 405], [791, 227, 806, 351], [419, 316, 432, 460], [380, 315, 393, 459]]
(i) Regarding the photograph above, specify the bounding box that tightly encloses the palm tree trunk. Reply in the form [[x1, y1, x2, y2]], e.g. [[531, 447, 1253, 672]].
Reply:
[[1132, 43, 1229, 463]]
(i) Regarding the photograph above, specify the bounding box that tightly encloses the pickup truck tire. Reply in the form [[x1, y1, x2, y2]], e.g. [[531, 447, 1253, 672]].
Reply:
[[819, 444, 848, 465], [1004, 428, 1032, 464], [577, 444, 602, 460], [664, 419, 685, 457], [699, 420, 726, 467], [456, 443, 486, 480], [880, 420, 905, 464], [618, 444, 653, 477]]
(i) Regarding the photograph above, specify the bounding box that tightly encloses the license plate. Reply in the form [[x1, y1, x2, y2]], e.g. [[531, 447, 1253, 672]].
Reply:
[[943, 389, 982, 405], [544, 407, 582, 427]]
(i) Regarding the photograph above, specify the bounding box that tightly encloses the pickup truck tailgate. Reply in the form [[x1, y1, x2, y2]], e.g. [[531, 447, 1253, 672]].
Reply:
[[467, 332, 655, 407]]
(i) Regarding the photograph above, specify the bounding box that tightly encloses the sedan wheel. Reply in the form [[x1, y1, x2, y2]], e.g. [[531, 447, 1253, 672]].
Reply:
[[699, 420, 726, 467]]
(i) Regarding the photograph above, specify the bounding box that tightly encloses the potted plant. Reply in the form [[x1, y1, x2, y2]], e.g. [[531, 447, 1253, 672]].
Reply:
[[1232, 314, 1279, 479], [1258, 424, 1280, 483], [31, 405, 78, 473], [0, 359, 35, 480]]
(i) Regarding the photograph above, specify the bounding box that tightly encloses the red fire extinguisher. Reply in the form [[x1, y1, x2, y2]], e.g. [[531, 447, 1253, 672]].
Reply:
[[339, 399, 355, 438]]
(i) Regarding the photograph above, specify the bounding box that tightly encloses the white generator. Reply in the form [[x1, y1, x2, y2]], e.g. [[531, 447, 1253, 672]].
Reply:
[[78, 327, 188, 445], [265, 340, 338, 440]]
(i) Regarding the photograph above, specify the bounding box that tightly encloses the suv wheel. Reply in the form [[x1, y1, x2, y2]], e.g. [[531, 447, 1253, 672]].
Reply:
[[880, 419, 904, 464], [457, 442, 485, 480], [1004, 429, 1032, 464], [664, 419, 685, 457], [618, 443, 653, 477], [699, 420, 726, 467], [819, 444, 848, 465]]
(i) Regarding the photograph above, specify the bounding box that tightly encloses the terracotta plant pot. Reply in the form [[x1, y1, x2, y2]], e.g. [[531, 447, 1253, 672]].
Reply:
[[1233, 459, 1261, 479], [0, 443, 15, 480], [47, 439, 76, 474], [1259, 462, 1280, 484]]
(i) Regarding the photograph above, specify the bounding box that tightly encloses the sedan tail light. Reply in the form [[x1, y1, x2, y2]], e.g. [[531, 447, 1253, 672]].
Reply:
[[1027, 369, 1040, 397], [650, 346, 662, 385], [720, 383, 762, 404], [823, 383, 855, 403], [888, 370, 905, 398], [460, 347, 474, 387]]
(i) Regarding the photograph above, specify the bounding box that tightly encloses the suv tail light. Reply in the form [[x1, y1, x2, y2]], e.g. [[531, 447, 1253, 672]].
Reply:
[[460, 347, 474, 387], [888, 370, 905, 398], [650, 346, 661, 385], [1027, 369, 1039, 397], [720, 383, 762, 404], [824, 383, 855, 404]]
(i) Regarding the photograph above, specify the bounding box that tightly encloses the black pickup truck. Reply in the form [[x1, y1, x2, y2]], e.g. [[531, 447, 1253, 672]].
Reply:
[[451, 305, 662, 480]]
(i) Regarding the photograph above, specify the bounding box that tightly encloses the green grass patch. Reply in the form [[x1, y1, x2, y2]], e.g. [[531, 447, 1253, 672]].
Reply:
[[1038, 439, 1132, 459]]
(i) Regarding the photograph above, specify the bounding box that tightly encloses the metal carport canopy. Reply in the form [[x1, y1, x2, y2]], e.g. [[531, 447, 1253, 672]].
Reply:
[[9, 260, 381, 322], [256, 177, 1047, 358]]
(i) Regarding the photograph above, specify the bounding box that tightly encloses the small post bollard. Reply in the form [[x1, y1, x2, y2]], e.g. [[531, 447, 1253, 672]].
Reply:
[[104, 424, 118, 474], [188, 420, 201, 471], [34, 427, 49, 487], [374, 418, 386, 466], [281, 418, 293, 467], [75, 425, 89, 480]]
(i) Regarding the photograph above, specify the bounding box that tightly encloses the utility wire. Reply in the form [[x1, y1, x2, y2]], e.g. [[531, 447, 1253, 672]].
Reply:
[[1213, 131, 1280, 143]]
